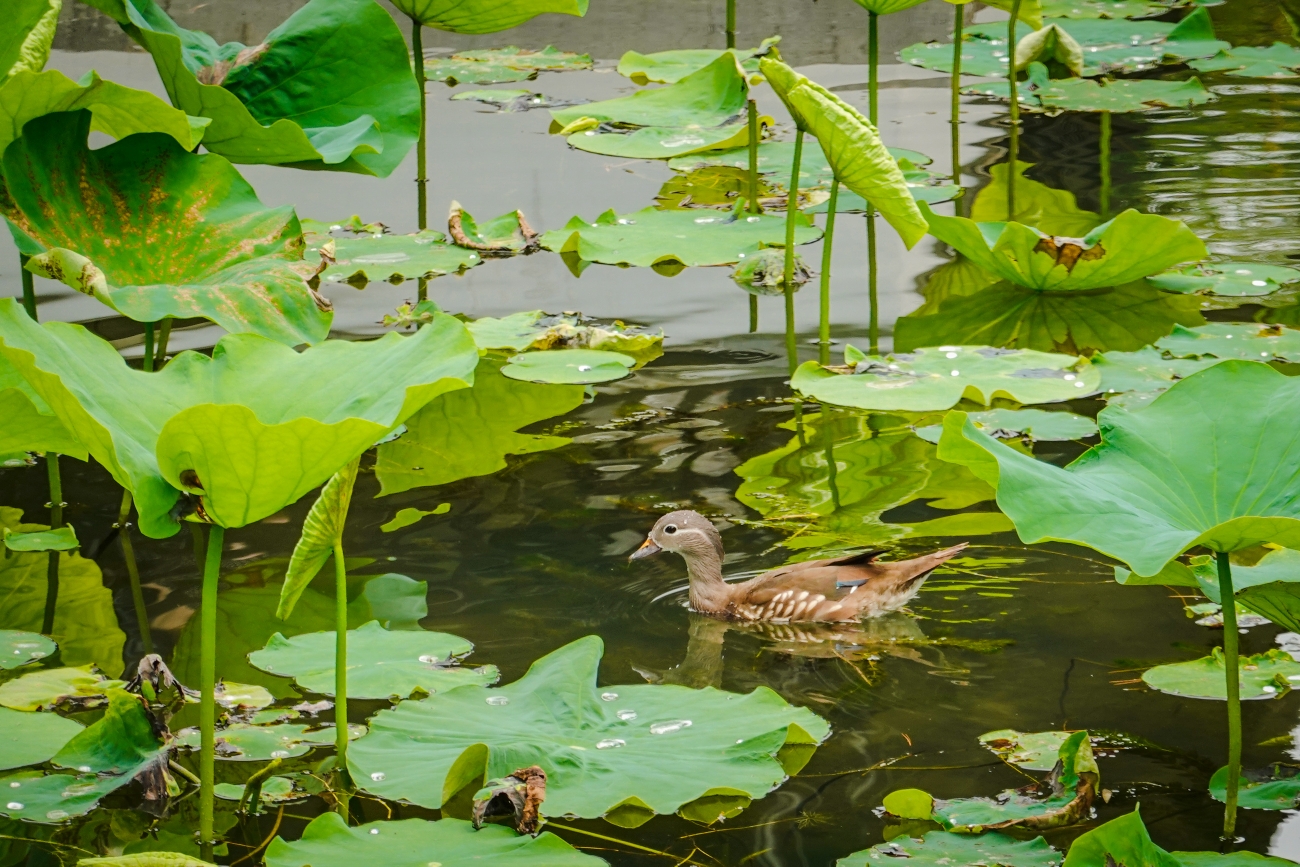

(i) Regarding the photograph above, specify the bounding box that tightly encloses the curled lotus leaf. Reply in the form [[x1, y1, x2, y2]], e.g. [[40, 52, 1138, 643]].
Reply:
[[1, 0, 60, 87], [791, 346, 1098, 412], [3, 111, 327, 346], [0, 299, 478, 538], [838, 831, 1059, 867], [348, 636, 830, 820], [87, 0, 419, 175], [1143, 648, 1300, 700], [175, 722, 363, 761], [966, 70, 1212, 113], [265, 813, 604, 867], [1209, 763, 1300, 810], [1191, 43, 1300, 79], [308, 231, 482, 286], [1148, 261, 1300, 296], [921, 204, 1206, 292], [503, 349, 636, 385], [447, 202, 539, 254], [936, 361, 1300, 578], [1122, 549, 1300, 636], [732, 247, 812, 295], [1014, 24, 1084, 75], [52, 689, 163, 775], [1155, 322, 1300, 361], [0, 630, 54, 670], [394, 0, 588, 34], [1060, 808, 1180, 867], [915, 408, 1097, 444], [0, 707, 82, 771], [617, 37, 780, 85], [276, 458, 359, 620], [248, 621, 499, 700]]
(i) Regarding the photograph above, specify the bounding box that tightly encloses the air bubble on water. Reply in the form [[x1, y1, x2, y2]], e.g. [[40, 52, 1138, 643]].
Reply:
[[596, 738, 625, 749], [616, 710, 637, 721], [600, 692, 618, 701], [45, 810, 67, 820], [649, 720, 692, 735], [419, 654, 439, 664], [370, 772, 386, 781], [486, 695, 509, 706], [270, 750, 290, 759], [6, 803, 21, 811]]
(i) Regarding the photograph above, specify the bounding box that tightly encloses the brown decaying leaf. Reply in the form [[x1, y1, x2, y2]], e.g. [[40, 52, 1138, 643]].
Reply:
[[1033, 236, 1106, 271], [472, 765, 547, 835]]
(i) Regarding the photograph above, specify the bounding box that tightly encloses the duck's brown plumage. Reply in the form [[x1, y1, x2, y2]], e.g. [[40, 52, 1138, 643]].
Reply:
[[631, 510, 966, 623]]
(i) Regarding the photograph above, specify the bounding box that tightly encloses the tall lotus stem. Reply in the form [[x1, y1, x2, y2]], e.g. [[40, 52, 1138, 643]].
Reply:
[[143, 322, 155, 373], [749, 295, 758, 333], [818, 182, 840, 365], [782, 130, 806, 376], [747, 100, 761, 215], [726, 0, 736, 49], [412, 18, 428, 232], [1099, 111, 1112, 221], [19, 254, 36, 320], [951, 2, 963, 198], [199, 524, 225, 861], [867, 212, 879, 354], [868, 11, 879, 127], [867, 11, 880, 355], [41, 454, 62, 636], [155, 318, 172, 369], [1006, 0, 1023, 219], [118, 490, 153, 655], [1217, 551, 1241, 842], [334, 539, 351, 816]]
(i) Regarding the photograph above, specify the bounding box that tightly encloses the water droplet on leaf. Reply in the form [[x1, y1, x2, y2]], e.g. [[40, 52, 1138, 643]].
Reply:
[[650, 720, 692, 735]]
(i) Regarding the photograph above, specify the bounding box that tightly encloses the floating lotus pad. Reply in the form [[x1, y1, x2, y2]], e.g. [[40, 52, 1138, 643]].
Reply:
[[1090, 348, 1223, 407], [616, 37, 780, 84], [0, 665, 120, 711], [1039, 0, 1175, 17], [502, 349, 637, 385], [965, 73, 1212, 112], [0, 630, 54, 670], [0, 707, 82, 771], [0, 300, 478, 538], [447, 203, 538, 253], [0, 769, 135, 823], [427, 47, 591, 85], [978, 729, 1076, 771], [265, 813, 605, 867], [1064, 808, 1297, 867], [1156, 322, 1300, 360], [920, 204, 1207, 292], [307, 231, 481, 286], [86, 0, 420, 175], [1209, 764, 1300, 810], [450, 90, 580, 111], [175, 722, 362, 761], [914, 408, 1097, 444], [4, 111, 328, 346], [349, 636, 830, 821], [3, 526, 78, 552], [1148, 261, 1300, 296], [215, 775, 304, 805], [1143, 648, 1300, 700], [1191, 43, 1300, 79], [249, 621, 498, 700], [792, 346, 1098, 412], [838, 831, 1059, 867], [468, 311, 664, 362]]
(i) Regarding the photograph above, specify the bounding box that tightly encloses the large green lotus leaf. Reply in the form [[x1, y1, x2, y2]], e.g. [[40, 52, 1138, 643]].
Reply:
[[1090, 348, 1224, 408], [0, 0, 59, 87], [617, 38, 779, 85], [0, 301, 478, 537], [1143, 648, 1300, 700], [426, 59, 533, 85], [792, 346, 1097, 412], [52, 689, 162, 775], [0, 355, 84, 459], [1148, 261, 1300, 296], [92, 0, 419, 175], [0, 630, 53, 670], [392, 0, 587, 33], [468, 311, 664, 363], [309, 231, 482, 286], [349, 636, 830, 819], [915, 407, 1096, 444], [0, 769, 136, 823], [838, 831, 1059, 867], [761, 58, 926, 248], [248, 621, 498, 700], [1156, 322, 1300, 361], [1061, 808, 1181, 867], [1191, 43, 1300, 79], [936, 361, 1300, 577], [175, 722, 361, 761], [1209, 764, 1300, 810], [919, 204, 1207, 291], [1038, 0, 1173, 18], [540, 207, 820, 270], [965, 74, 1212, 112], [502, 349, 635, 385], [735, 411, 1010, 549], [0, 666, 119, 712], [0, 509, 124, 675], [894, 281, 1205, 356], [375, 356, 584, 496], [970, 161, 1100, 238], [553, 53, 745, 130], [267, 813, 603, 867], [0, 708, 81, 771], [3, 111, 326, 346]]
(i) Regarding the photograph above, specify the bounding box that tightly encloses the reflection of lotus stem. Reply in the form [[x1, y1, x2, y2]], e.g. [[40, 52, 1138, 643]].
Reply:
[[334, 539, 351, 815], [867, 211, 878, 355], [143, 322, 155, 372], [118, 489, 153, 655], [1217, 552, 1241, 843], [412, 18, 428, 232], [823, 409, 840, 511], [1007, 0, 1022, 219], [726, 0, 736, 49], [41, 453, 62, 636], [155, 318, 172, 368], [1099, 111, 1111, 221], [749, 295, 758, 332], [782, 130, 806, 376], [19, 254, 36, 320], [950, 2, 963, 198], [747, 100, 761, 215], [818, 182, 839, 365], [199, 524, 225, 861]]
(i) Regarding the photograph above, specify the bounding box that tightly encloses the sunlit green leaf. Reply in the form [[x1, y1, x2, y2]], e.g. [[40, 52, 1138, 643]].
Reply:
[[380, 504, 449, 532], [52, 689, 161, 775], [503, 349, 635, 384], [970, 161, 1100, 237], [0, 630, 53, 670], [1060, 808, 1179, 867], [0, 354, 86, 460], [0, 707, 81, 771], [1090, 347, 1223, 408], [0, 769, 134, 823], [1191, 43, 1300, 79], [978, 729, 1073, 771], [1, 0, 61, 87], [1209, 763, 1300, 810], [308, 231, 482, 287], [394, 0, 588, 34], [1143, 648, 1300, 699], [914, 408, 1096, 443], [1148, 261, 1300, 296], [3, 526, 77, 552], [839, 831, 1058, 867], [617, 37, 780, 85], [276, 458, 358, 620], [1156, 322, 1300, 361]]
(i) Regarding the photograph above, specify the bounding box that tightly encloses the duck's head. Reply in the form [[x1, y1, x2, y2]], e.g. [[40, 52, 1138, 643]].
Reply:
[[630, 510, 724, 562]]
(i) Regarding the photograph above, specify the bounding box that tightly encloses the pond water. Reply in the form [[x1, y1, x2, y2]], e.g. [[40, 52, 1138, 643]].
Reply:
[[3, 0, 1300, 864]]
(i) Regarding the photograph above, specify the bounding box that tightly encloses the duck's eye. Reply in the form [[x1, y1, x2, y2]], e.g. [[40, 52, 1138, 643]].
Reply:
[[664, 525, 677, 534]]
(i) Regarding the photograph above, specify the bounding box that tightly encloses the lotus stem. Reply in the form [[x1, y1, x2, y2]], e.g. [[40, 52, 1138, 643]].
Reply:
[[1007, 0, 1022, 219], [951, 1, 963, 197], [749, 294, 758, 333], [1099, 111, 1112, 221], [782, 129, 805, 377], [823, 410, 840, 511], [41, 453, 62, 636], [155, 318, 172, 368], [199, 524, 225, 861], [866, 10, 880, 356], [1217, 551, 1241, 843], [142, 322, 155, 373], [19, 254, 36, 321], [867, 210, 879, 355], [726, 0, 736, 49], [118, 489, 153, 655], [412, 17, 428, 232], [417, 276, 428, 304], [868, 11, 879, 127], [818, 182, 840, 365], [334, 538, 351, 815], [747, 100, 761, 215]]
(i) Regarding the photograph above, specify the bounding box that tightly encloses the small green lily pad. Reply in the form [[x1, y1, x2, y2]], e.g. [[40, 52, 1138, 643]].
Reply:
[[1039, 0, 1174, 18], [1191, 43, 1300, 79], [1209, 763, 1300, 810], [249, 621, 497, 700], [3, 526, 78, 552], [308, 231, 482, 285], [215, 775, 305, 805], [1156, 322, 1300, 361], [0, 769, 134, 823], [732, 248, 811, 295], [175, 722, 364, 761], [965, 74, 1212, 113], [1149, 262, 1300, 296], [1143, 648, 1300, 699], [881, 788, 934, 820], [1091, 348, 1224, 407], [469, 311, 664, 363], [915, 408, 1097, 444], [380, 504, 450, 533], [426, 47, 591, 86], [978, 729, 1072, 771], [0, 631, 54, 669], [838, 831, 1059, 867], [502, 349, 636, 385], [0, 665, 120, 711], [0, 707, 83, 771], [214, 682, 275, 711]]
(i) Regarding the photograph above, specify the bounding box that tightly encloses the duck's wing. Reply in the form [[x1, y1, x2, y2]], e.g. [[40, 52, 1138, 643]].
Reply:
[[769, 549, 888, 575], [831, 544, 968, 592]]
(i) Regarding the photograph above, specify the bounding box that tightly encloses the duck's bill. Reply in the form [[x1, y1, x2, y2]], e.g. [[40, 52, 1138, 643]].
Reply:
[[630, 538, 662, 560]]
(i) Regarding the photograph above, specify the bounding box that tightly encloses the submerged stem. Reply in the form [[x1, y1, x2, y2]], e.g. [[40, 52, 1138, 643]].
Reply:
[[41, 453, 62, 636], [412, 17, 428, 232], [199, 524, 225, 860], [118, 489, 153, 655], [20, 254, 36, 320], [747, 99, 761, 215], [818, 182, 839, 365], [1099, 110, 1112, 221], [726, 0, 736, 49], [782, 130, 805, 377], [1217, 551, 1241, 844], [950, 1, 963, 198], [1006, 0, 1022, 219], [334, 539, 351, 816]]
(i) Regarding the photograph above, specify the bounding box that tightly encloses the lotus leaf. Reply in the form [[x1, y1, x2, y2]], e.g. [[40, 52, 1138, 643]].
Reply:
[[0, 300, 478, 537], [970, 162, 1100, 237], [852, 0, 928, 13], [425, 60, 534, 86], [919, 204, 1207, 292], [915, 408, 1096, 444], [0, 630, 53, 670], [249, 621, 498, 699], [450, 90, 580, 112], [733, 247, 811, 294], [212, 682, 275, 711], [978, 729, 1074, 771], [1156, 322, 1300, 361], [808, 159, 961, 212], [1039, 0, 1172, 17], [3, 111, 327, 346], [81, 856, 218, 867], [0, 355, 85, 460], [1143, 648, 1300, 699], [564, 122, 760, 160], [881, 788, 935, 820], [215, 775, 302, 805], [52, 689, 162, 775], [1090, 348, 1223, 407], [838, 831, 1059, 867], [0, 708, 82, 771], [1176, 856, 1298, 867], [380, 504, 449, 532], [376, 359, 583, 496], [395, 0, 589, 34], [1, 0, 60, 87], [938, 361, 1300, 577], [349, 636, 829, 820], [1120, 549, 1300, 633], [1191, 43, 1300, 79], [792, 346, 1097, 411], [0, 769, 136, 823], [468, 311, 664, 363], [895, 281, 1204, 356], [948, 0, 1045, 27], [308, 231, 482, 286], [503, 349, 636, 385], [1060, 808, 1179, 867], [447, 203, 538, 253], [967, 73, 1212, 112], [266, 813, 604, 867], [1209, 763, 1300, 810], [89, 0, 420, 175], [540, 206, 820, 272], [760, 57, 926, 247], [175, 722, 360, 761], [428, 47, 590, 85], [3, 527, 76, 552], [1148, 261, 1300, 296], [735, 410, 1011, 549], [617, 37, 780, 85]]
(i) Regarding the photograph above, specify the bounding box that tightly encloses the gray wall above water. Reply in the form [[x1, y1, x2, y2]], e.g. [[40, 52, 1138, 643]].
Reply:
[[54, 0, 955, 64]]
